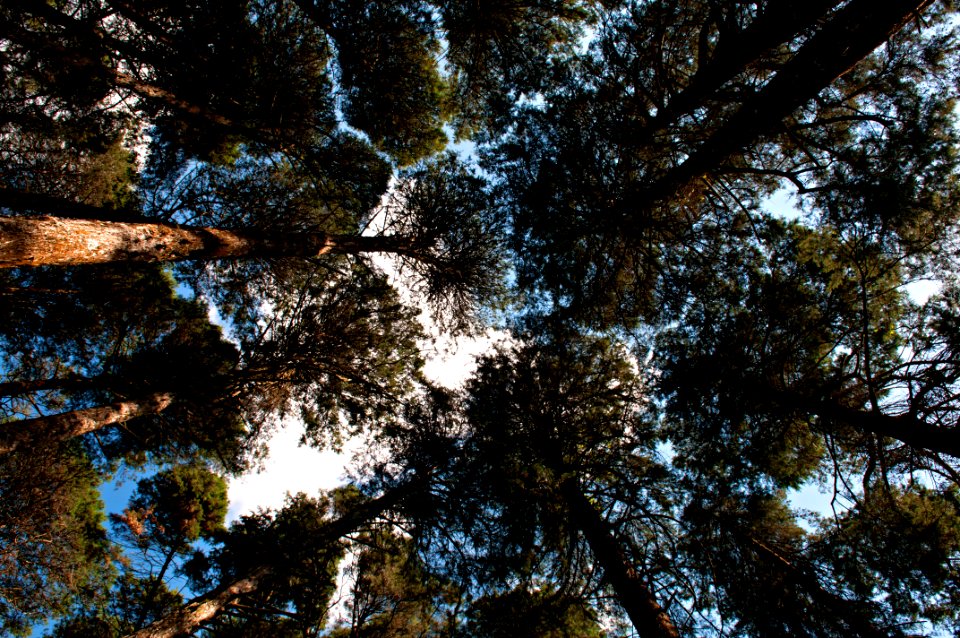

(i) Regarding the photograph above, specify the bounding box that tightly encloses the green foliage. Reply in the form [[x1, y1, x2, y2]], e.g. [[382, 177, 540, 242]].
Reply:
[[328, 1, 452, 164], [193, 492, 347, 634], [0, 442, 111, 636], [465, 587, 604, 638], [384, 154, 510, 332], [440, 0, 593, 136], [814, 486, 960, 631], [115, 463, 228, 553], [5, 2, 960, 637], [45, 573, 183, 638], [328, 528, 460, 638]]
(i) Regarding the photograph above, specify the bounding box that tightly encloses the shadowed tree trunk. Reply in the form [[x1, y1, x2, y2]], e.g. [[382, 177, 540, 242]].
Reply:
[[0, 372, 126, 398], [641, 0, 842, 137], [559, 479, 680, 638], [0, 391, 174, 455], [756, 387, 960, 459], [0, 216, 417, 268], [638, 0, 934, 206]]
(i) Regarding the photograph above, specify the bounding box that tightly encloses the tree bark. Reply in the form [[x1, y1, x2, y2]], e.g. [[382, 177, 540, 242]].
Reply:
[[560, 479, 680, 638], [125, 476, 427, 638], [641, 0, 842, 136], [639, 0, 933, 207], [0, 373, 115, 397], [0, 216, 417, 268], [126, 565, 271, 638], [814, 400, 960, 459], [0, 391, 174, 455], [771, 388, 960, 458]]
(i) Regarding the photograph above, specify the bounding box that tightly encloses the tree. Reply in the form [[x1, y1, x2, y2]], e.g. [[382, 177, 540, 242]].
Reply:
[[381, 331, 681, 638], [326, 527, 461, 638], [0, 441, 111, 636], [6, 1, 960, 636], [135, 478, 429, 638], [112, 464, 229, 626]]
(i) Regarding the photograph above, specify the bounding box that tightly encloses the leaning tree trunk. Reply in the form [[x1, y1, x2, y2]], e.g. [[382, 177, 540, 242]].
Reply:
[[560, 479, 681, 638], [0, 216, 417, 268], [125, 565, 271, 638], [773, 388, 960, 459], [641, 0, 842, 138], [0, 391, 174, 455], [640, 0, 934, 206], [815, 399, 960, 459], [0, 372, 116, 397], [125, 476, 428, 638]]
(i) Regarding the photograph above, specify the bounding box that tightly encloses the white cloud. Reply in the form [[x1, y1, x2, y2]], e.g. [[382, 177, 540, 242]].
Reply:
[[227, 176, 509, 518], [226, 418, 362, 521], [422, 330, 507, 388]]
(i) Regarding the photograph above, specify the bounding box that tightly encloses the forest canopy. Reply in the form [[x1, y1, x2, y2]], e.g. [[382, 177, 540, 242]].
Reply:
[[3, 1, 960, 637]]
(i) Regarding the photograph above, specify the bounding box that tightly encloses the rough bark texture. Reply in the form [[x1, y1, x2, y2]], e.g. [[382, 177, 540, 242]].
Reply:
[[0, 216, 416, 267], [0, 391, 174, 455], [561, 480, 680, 638], [125, 565, 270, 638]]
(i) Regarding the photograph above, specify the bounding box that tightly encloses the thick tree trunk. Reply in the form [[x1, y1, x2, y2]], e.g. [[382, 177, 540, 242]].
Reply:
[[0, 216, 416, 268], [0, 391, 174, 455], [640, 0, 933, 206], [560, 480, 680, 638], [773, 388, 960, 458], [815, 400, 960, 459], [643, 0, 842, 136]]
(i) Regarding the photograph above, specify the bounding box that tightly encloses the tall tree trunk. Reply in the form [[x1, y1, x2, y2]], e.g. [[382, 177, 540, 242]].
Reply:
[[639, 0, 933, 206], [125, 477, 427, 638], [814, 400, 960, 459], [0, 216, 417, 268], [560, 479, 680, 638], [126, 565, 271, 638], [0, 391, 174, 455], [774, 388, 960, 458], [641, 0, 842, 136], [0, 373, 115, 397]]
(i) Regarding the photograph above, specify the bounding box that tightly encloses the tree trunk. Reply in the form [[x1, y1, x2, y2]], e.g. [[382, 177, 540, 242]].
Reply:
[[125, 477, 427, 638], [0, 216, 417, 268], [639, 0, 933, 206], [814, 400, 960, 459], [642, 0, 842, 136], [774, 388, 960, 458], [0, 391, 174, 455], [126, 565, 271, 638], [560, 480, 680, 638], [0, 373, 114, 397]]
